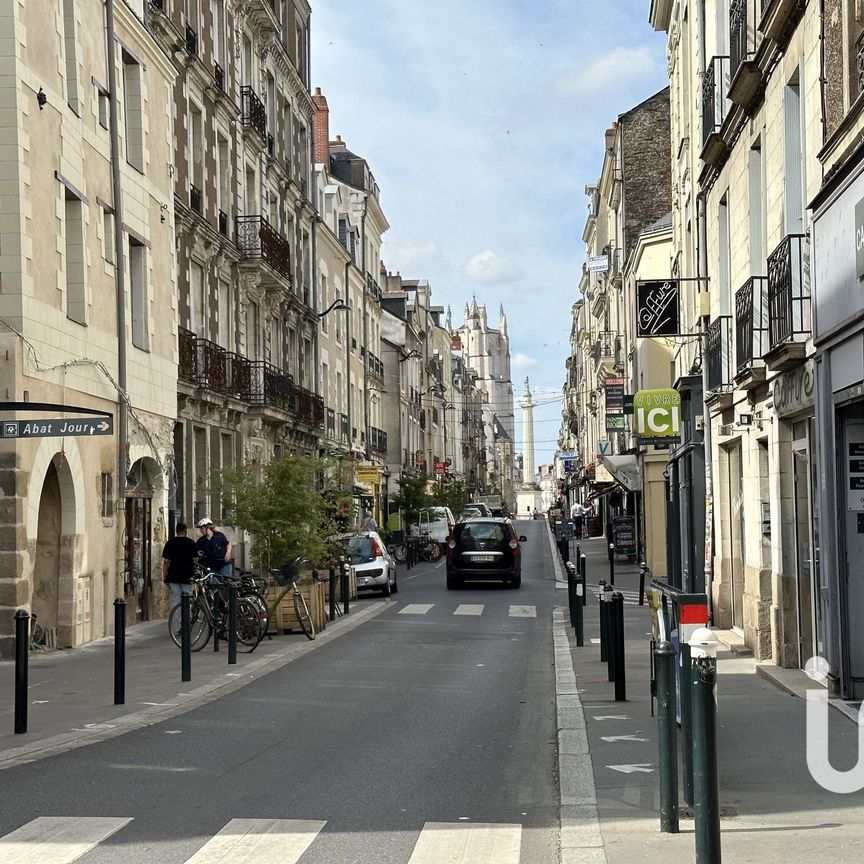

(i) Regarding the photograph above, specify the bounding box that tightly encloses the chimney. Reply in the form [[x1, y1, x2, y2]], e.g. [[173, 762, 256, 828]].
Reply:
[[604, 121, 618, 151], [330, 134, 347, 150], [311, 87, 330, 165]]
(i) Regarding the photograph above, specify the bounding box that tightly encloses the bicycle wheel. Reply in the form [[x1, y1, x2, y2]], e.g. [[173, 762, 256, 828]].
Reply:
[[427, 541, 442, 562], [391, 544, 407, 564], [168, 599, 211, 651], [235, 597, 265, 648], [245, 591, 271, 643], [293, 591, 316, 640]]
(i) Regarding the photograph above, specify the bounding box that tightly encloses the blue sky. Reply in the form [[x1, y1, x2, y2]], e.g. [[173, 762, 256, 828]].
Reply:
[[311, 0, 669, 469]]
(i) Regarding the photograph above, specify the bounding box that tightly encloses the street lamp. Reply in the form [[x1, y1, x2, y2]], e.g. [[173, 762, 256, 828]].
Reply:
[[318, 298, 351, 454]]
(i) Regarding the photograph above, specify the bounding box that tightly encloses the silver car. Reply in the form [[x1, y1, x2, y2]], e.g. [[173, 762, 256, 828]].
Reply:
[[338, 532, 398, 597]]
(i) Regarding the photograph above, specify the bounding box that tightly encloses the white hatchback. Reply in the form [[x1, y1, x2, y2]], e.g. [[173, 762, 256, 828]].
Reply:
[[338, 532, 398, 597]]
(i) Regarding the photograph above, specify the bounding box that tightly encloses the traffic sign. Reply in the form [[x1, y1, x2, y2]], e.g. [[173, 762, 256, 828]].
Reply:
[[1, 417, 113, 439]]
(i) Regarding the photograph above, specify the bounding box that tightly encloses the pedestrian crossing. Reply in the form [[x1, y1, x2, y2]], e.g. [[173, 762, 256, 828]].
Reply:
[[588, 586, 642, 605], [0, 816, 523, 864], [398, 603, 539, 618]]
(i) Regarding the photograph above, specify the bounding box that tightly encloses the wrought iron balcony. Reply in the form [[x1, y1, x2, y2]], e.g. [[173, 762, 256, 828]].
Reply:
[[235, 215, 291, 279], [178, 327, 198, 384], [214, 62, 224, 92], [296, 386, 325, 429], [225, 352, 252, 401], [249, 361, 294, 411], [766, 233, 810, 369], [729, 0, 763, 107], [326, 408, 336, 438], [240, 85, 267, 141], [369, 426, 388, 454], [190, 184, 202, 215], [185, 24, 197, 56], [706, 315, 733, 395], [197, 337, 227, 391], [702, 56, 730, 165], [734, 276, 768, 379], [339, 412, 349, 443]]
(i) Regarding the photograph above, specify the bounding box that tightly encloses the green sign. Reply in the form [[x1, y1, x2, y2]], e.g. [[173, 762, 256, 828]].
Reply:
[[633, 389, 680, 438]]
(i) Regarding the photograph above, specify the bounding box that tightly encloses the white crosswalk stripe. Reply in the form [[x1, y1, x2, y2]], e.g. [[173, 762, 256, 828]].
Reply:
[[1, 816, 132, 864], [185, 818, 325, 863], [0, 817, 524, 864], [508, 605, 537, 618], [407, 821, 522, 863], [399, 603, 435, 614], [454, 604, 484, 615]]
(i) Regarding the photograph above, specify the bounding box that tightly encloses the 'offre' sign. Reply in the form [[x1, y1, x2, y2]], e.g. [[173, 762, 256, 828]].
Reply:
[[2, 417, 113, 439]]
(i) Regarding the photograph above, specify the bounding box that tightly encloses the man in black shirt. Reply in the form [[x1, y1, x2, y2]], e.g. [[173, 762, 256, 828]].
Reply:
[[162, 522, 198, 610]]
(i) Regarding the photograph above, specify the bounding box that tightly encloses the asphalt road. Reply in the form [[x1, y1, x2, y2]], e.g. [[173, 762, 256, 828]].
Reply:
[[0, 519, 562, 864]]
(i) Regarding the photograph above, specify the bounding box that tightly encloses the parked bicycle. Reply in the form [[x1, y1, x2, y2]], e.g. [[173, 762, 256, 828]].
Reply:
[[410, 532, 442, 562], [235, 560, 317, 641]]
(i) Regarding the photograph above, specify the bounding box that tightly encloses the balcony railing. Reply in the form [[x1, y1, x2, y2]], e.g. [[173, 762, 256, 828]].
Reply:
[[225, 352, 252, 400], [735, 276, 768, 372], [327, 408, 336, 438], [296, 386, 325, 429], [249, 361, 294, 411], [339, 412, 349, 443], [190, 184, 202, 214], [214, 62, 224, 92], [197, 337, 227, 391], [702, 56, 730, 149], [729, 0, 763, 105], [240, 85, 267, 140], [235, 215, 291, 278], [592, 331, 617, 366], [178, 329, 255, 400], [369, 426, 388, 454], [178, 327, 198, 384], [707, 316, 733, 392], [767, 233, 810, 350]]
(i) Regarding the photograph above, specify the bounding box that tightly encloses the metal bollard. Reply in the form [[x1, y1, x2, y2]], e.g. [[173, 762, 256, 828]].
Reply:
[[113, 597, 126, 705], [598, 580, 609, 662], [606, 585, 616, 683], [691, 629, 721, 863], [655, 640, 679, 833], [342, 561, 350, 616], [566, 562, 576, 628], [580, 553, 587, 606], [612, 592, 626, 701], [680, 641, 694, 806], [639, 561, 647, 605], [329, 566, 337, 622], [608, 543, 615, 586], [574, 568, 584, 647], [180, 593, 192, 682], [14, 609, 29, 734], [227, 583, 237, 665]]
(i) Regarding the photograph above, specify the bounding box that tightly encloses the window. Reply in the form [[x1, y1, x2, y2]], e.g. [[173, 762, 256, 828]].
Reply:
[[62, 0, 79, 113], [189, 101, 203, 209], [64, 192, 86, 324], [320, 277, 328, 332], [122, 52, 144, 172], [190, 260, 204, 335], [784, 73, 805, 236], [217, 134, 230, 222], [245, 165, 257, 214], [95, 81, 109, 129], [102, 208, 114, 264], [129, 238, 148, 349], [213, 0, 225, 64], [100, 472, 114, 518], [748, 138, 766, 273], [322, 362, 329, 403], [717, 193, 731, 315], [217, 278, 232, 350], [246, 301, 260, 359], [270, 316, 282, 367]]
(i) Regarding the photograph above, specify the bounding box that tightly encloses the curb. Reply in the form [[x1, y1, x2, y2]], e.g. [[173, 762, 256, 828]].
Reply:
[[0, 601, 391, 770], [553, 607, 608, 864], [546, 523, 568, 585]]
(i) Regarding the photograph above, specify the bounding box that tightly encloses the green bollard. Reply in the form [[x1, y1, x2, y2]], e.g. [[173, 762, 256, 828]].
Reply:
[[655, 640, 679, 834]]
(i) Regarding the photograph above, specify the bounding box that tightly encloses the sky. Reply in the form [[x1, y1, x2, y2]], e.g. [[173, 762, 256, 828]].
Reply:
[[311, 0, 669, 472]]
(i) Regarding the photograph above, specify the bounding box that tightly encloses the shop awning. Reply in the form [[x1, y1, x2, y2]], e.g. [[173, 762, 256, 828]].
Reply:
[[586, 482, 622, 505], [597, 454, 642, 492]]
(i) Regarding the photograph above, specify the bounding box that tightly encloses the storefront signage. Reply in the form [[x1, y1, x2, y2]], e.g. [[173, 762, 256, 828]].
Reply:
[[633, 389, 681, 444], [587, 255, 609, 273], [636, 279, 680, 337], [605, 378, 625, 413], [770, 359, 814, 417], [849, 442, 864, 511], [606, 415, 626, 432], [1, 417, 113, 438], [356, 466, 382, 487], [434, 461, 449, 475], [855, 197, 864, 280]]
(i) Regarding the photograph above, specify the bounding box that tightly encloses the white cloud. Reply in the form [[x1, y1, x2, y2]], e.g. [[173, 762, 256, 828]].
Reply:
[[463, 250, 522, 284], [386, 240, 447, 271], [556, 46, 657, 98], [512, 353, 538, 371]]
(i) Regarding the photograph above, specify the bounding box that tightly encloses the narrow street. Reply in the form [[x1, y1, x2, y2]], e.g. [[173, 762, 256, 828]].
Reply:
[[0, 519, 560, 864]]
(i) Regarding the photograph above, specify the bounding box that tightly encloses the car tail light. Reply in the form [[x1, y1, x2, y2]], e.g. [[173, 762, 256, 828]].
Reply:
[[371, 538, 384, 557]]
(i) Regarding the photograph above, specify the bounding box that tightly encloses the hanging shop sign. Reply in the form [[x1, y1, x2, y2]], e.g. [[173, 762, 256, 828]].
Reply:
[[633, 388, 681, 444], [636, 279, 680, 337], [605, 378, 625, 413], [587, 255, 609, 273], [606, 414, 626, 432]]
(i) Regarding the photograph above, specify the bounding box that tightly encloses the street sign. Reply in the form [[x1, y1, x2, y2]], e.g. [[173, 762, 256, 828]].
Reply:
[[1, 417, 113, 439], [587, 255, 609, 273]]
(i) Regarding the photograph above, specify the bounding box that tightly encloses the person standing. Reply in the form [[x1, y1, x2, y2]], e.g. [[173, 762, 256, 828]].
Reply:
[[570, 500, 585, 540], [161, 522, 197, 609], [195, 517, 233, 578], [360, 509, 378, 532]]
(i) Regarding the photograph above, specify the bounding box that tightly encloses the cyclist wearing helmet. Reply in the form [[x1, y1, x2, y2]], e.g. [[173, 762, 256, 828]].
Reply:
[[195, 517, 233, 577]]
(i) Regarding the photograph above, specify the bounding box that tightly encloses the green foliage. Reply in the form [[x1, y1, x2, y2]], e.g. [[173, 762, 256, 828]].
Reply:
[[431, 477, 469, 516], [390, 473, 431, 530]]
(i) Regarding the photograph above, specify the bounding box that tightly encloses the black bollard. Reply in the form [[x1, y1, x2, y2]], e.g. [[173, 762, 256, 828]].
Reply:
[[180, 593, 192, 682], [14, 609, 29, 734], [599, 580, 609, 663], [655, 640, 679, 833], [692, 645, 721, 863], [639, 561, 647, 605], [227, 583, 237, 665], [113, 597, 126, 705], [612, 592, 626, 701], [329, 566, 337, 622], [680, 641, 694, 806], [342, 561, 350, 616], [608, 543, 615, 586], [574, 568, 584, 647], [566, 563, 576, 628], [606, 586, 616, 683], [580, 553, 587, 606]]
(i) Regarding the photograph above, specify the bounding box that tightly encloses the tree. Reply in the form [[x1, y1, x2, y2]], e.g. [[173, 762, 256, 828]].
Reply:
[[390, 473, 431, 533], [431, 476, 469, 515]]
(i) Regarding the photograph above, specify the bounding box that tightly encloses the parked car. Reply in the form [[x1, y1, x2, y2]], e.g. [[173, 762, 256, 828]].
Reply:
[[466, 501, 493, 516], [446, 517, 527, 589], [336, 532, 397, 597], [412, 506, 455, 548]]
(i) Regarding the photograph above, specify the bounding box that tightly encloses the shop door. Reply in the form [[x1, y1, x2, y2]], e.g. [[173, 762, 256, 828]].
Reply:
[[792, 419, 821, 669], [723, 442, 745, 631], [125, 497, 152, 623], [842, 415, 864, 699]]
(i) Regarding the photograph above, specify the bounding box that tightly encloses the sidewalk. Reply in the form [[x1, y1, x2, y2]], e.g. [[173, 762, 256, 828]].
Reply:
[[0, 596, 390, 769], [555, 537, 864, 863]]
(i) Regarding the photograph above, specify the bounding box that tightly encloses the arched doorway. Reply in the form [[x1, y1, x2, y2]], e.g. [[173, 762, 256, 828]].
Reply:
[[125, 458, 159, 624]]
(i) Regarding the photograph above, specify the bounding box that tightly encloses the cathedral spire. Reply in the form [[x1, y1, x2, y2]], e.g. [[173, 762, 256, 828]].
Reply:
[[500, 304, 508, 338]]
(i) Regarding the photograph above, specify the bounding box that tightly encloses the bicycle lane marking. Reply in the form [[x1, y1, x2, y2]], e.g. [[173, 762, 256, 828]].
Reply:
[[404, 557, 446, 580]]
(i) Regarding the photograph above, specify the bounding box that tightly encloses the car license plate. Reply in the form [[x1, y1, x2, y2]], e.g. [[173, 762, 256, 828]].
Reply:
[[473, 554, 494, 562]]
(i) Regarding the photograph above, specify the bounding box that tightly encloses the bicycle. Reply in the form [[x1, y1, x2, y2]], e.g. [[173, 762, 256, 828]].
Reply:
[[29, 613, 48, 652], [387, 542, 407, 564], [235, 569, 273, 641], [411, 533, 442, 562], [167, 568, 264, 652], [272, 560, 316, 640]]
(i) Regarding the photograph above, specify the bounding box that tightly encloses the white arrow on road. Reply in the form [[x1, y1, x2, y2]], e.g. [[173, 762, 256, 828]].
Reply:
[[593, 715, 630, 721], [601, 734, 648, 743], [607, 763, 654, 774]]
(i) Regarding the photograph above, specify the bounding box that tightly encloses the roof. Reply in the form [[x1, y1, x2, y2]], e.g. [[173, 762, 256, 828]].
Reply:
[[641, 211, 673, 235]]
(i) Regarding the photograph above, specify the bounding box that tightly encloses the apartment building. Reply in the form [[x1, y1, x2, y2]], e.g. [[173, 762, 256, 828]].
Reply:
[[0, 0, 178, 653]]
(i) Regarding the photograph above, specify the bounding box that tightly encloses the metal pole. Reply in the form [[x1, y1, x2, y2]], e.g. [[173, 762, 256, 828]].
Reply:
[[613, 592, 626, 701], [14, 609, 29, 734], [606, 585, 616, 683], [180, 594, 191, 682], [639, 561, 647, 605], [608, 542, 615, 586], [329, 566, 337, 622], [113, 597, 126, 705], [566, 562, 576, 628], [342, 560, 350, 616], [655, 639, 679, 833], [693, 652, 721, 862], [574, 568, 584, 647], [599, 579, 609, 663], [580, 553, 587, 606], [680, 641, 695, 806], [227, 583, 237, 665]]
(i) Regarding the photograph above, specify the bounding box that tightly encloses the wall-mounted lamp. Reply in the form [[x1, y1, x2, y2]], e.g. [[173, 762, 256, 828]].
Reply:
[[399, 350, 422, 363], [37, 88, 47, 110], [160, 203, 169, 223], [317, 298, 349, 319]]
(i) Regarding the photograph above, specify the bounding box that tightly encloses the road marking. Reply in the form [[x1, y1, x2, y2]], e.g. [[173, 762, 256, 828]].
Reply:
[[508, 605, 536, 618], [184, 819, 326, 863], [607, 763, 654, 774], [593, 715, 630, 721], [399, 604, 434, 615], [407, 822, 521, 864], [601, 734, 648, 743], [1, 816, 132, 864], [454, 604, 484, 616]]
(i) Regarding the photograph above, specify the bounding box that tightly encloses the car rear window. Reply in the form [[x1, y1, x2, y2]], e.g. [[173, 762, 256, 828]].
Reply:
[[455, 522, 508, 543], [342, 537, 374, 563]]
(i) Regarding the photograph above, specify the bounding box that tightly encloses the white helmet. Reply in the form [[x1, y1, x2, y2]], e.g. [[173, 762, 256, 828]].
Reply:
[[196, 517, 213, 528]]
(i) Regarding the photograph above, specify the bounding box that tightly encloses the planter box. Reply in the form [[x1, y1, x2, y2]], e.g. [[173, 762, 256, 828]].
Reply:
[[323, 566, 357, 604], [268, 571, 327, 635]]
